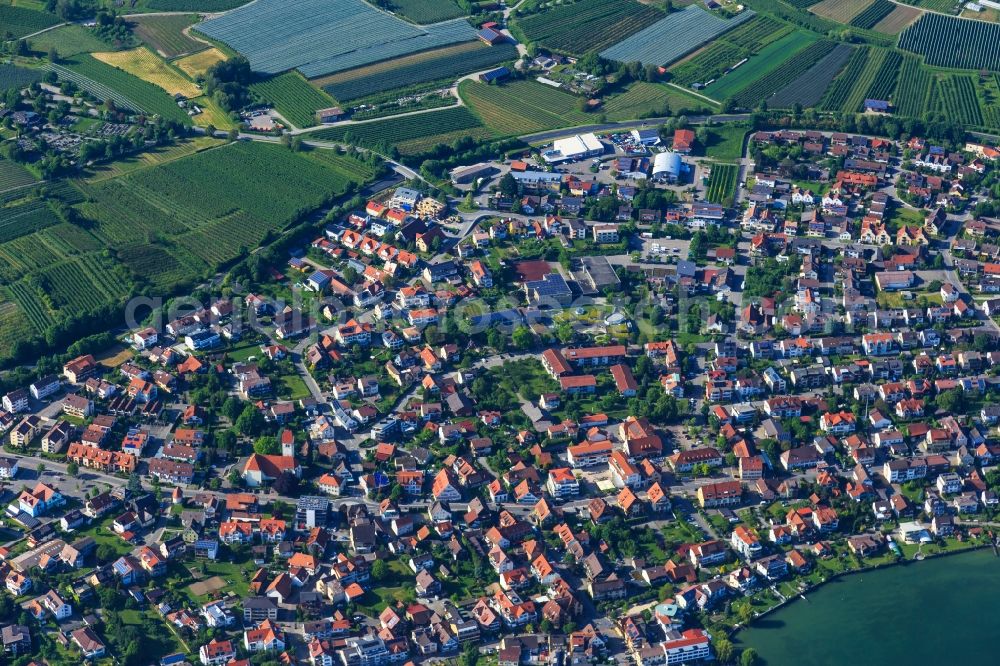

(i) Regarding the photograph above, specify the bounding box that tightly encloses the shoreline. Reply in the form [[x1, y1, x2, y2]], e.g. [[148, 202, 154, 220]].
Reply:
[[729, 541, 991, 638]]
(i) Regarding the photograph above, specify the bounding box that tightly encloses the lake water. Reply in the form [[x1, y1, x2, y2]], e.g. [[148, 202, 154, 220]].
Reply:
[[737, 548, 1000, 666]]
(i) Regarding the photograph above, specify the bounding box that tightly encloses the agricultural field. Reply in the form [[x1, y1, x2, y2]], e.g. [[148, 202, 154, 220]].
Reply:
[[84, 136, 224, 182], [249, 72, 336, 129], [145, 0, 250, 9], [0, 198, 59, 244], [832, 45, 889, 113], [706, 163, 739, 206], [387, 0, 466, 23], [899, 13, 1000, 71], [602, 82, 717, 120], [872, 4, 921, 33], [311, 106, 494, 154], [895, 0, 957, 12], [892, 54, 932, 117], [318, 42, 518, 102], [929, 74, 983, 126], [809, 0, 873, 24], [819, 46, 868, 111], [702, 29, 816, 101], [849, 0, 894, 27], [600, 5, 755, 67], [769, 44, 852, 108], [129, 14, 207, 58], [0, 2, 60, 39], [175, 47, 227, 79], [45, 62, 142, 112], [27, 25, 110, 58], [63, 55, 191, 122], [92, 47, 201, 98], [862, 49, 901, 101], [83, 142, 376, 269], [977, 74, 1000, 131], [460, 80, 590, 135], [730, 39, 836, 108], [514, 0, 664, 55], [0, 64, 42, 92], [0, 157, 38, 193], [196, 0, 477, 77], [669, 15, 792, 87]]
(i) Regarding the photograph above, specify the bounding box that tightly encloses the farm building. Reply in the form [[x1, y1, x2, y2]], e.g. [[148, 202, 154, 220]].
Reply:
[[864, 99, 892, 114], [652, 151, 685, 183], [316, 107, 345, 123], [477, 27, 506, 45], [479, 66, 511, 83], [451, 163, 497, 185], [544, 133, 604, 163]]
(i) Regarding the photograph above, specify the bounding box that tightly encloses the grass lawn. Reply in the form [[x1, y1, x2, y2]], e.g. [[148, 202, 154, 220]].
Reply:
[[887, 206, 926, 229], [702, 125, 748, 160], [276, 373, 312, 401], [72, 518, 134, 559]]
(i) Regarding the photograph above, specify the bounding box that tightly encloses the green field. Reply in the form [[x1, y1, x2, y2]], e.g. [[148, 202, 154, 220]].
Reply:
[[460, 79, 590, 135], [0, 158, 38, 193], [27, 24, 111, 58], [706, 163, 739, 206], [514, 0, 663, 54], [0, 142, 375, 360], [729, 39, 836, 108], [388, 0, 466, 23], [702, 29, 816, 101], [129, 14, 207, 58], [819, 45, 869, 111], [0, 2, 60, 39], [670, 15, 793, 88], [703, 125, 748, 160], [311, 105, 495, 154], [64, 54, 191, 123], [930, 74, 983, 127], [602, 82, 717, 120], [144, 0, 251, 9], [249, 71, 337, 129], [892, 54, 932, 118]]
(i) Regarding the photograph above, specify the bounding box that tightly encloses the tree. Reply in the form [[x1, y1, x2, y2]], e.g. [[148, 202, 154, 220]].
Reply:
[[254, 436, 280, 455], [66, 462, 78, 476], [371, 560, 389, 581], [343, 266, 358, 285], [498, 172, 518, 198], [273, 471, 299, 495], [236, 403, 264, 437], [222, 397, 243, 422], [715, 638, 735, 664], [740, 648, 759, 666], [512, 325, 534, 350], [96, 544, 118, 564]]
